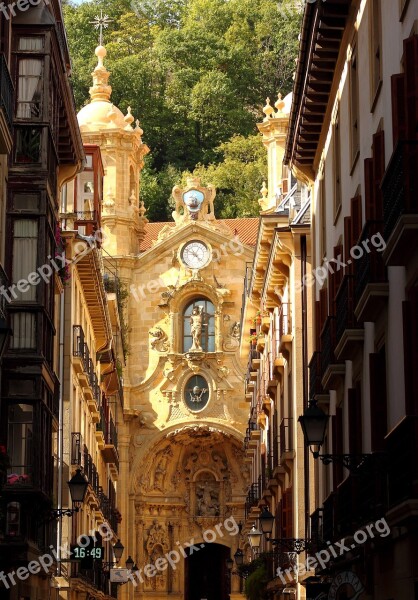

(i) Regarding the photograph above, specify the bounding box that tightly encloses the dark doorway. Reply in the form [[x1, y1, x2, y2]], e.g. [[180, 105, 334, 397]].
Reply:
[[185, 543, 230, 600]]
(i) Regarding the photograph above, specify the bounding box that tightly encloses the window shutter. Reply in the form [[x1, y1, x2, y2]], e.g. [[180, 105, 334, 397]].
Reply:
[[332, 407, 343, 486], [372, 131, 385, 220], [364, 158, 375, 221], [403, 35, 418, 141], [315, 300, 321, 351], [281, 488, 293, 538], [344, 216, 352, 271], [320, 287, 328, 326], [348, 386, 362, 456], [369, 349, 387, 451], [403, 295, 418, 414], [391, 74, 406, 145], [333, 244, 344, 292], [350, 195, 363, 245]]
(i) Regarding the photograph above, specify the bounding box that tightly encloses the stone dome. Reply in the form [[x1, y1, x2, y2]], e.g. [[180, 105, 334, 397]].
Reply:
[[77, 45, 126, 131], [77, 101, 126, 130]]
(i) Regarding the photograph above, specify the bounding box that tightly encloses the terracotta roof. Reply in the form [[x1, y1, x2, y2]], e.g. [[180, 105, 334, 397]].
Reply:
[[140, 218, 260, 252]]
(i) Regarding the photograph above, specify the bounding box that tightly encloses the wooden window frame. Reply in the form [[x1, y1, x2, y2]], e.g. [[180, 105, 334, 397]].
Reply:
[[399, 0, 411, 22], [369, 0, 383, 112], [349, 39, 360, 171], [333, 109, 342, 222]]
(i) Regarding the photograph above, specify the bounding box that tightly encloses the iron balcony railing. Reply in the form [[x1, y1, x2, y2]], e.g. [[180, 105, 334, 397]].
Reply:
[[245, 483, 260, 518], [335, 275, 357, 345], [0, 53, 13, 131], [320, 317, 336, 379], [71, 432, 83, 465], [354, 221, 387, 305], [309, 351, 322, 400], [82, 446, 100, 497], [279, 418, 293, 456], [382, 140, 418, 240]]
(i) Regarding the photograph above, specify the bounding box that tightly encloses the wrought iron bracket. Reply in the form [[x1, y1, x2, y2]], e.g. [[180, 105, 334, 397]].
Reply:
[[266, 538, 311, 554]]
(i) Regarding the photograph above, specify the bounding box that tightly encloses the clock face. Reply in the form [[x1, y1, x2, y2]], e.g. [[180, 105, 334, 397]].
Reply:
[[181, 241, 210, 269]]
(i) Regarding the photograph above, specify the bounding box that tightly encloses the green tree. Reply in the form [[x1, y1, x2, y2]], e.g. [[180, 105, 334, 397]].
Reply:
[[192, 134, 267, 218], [63, 0, 301, 220]]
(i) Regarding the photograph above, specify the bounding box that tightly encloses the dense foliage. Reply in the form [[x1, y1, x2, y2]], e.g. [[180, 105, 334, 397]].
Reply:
[[64, 0, 302, 220]]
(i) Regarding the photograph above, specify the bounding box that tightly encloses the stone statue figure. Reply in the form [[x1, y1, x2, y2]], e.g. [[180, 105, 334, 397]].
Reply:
[[190, 305, 204, 351], [196, 481, 220, 516]]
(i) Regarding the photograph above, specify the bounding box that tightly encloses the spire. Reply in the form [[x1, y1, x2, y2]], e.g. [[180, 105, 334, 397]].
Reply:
[[89, 45, 112, 103]]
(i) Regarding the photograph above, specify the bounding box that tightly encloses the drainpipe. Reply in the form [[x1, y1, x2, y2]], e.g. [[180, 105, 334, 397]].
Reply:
[[301, 235, 310, 542], [56, 270, 66, 574]]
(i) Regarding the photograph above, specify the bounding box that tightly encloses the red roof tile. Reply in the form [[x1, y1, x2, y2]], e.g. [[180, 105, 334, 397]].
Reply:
[[140, 218, 259, 252]]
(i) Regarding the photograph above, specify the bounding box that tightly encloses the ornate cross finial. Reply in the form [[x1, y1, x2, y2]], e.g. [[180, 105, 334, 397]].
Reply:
[[89, 10, 113, 46]]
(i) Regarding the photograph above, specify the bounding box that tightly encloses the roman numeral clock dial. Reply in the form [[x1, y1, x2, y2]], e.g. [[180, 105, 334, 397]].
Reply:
[[180, 241, 210, 269]]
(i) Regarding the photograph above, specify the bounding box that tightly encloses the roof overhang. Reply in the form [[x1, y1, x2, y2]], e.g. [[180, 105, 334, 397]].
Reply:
[[284, 0, 353, 177]]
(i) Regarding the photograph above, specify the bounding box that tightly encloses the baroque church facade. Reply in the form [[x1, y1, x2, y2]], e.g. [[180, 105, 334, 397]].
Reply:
[[77, 42, 258, 600]]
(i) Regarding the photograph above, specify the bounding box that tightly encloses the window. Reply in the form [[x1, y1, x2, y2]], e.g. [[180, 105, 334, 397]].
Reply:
[[349, 42, 360, 166], [18, 37, 44, 51], [370, 0, 382, 108], [333, 110, 342, 220], [16, 58, 43, 119], [15, 127, 41, 163], [9, 313, 36, 350], [12, 219, 38, 301], [319, 175, 326, 259], [183, 298, 215, 353], [7, 404, 33, 484], [184, 375, 210, 412]]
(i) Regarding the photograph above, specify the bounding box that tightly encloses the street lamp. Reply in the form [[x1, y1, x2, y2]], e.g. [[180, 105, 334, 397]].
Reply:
[[248, 524, 262, 551], [234, 548, 244, 567], [299, 399, 375, 472], [125, 556, 134, 571], [113, 539, 124, 563], [257, 506, 311, 554], [50, 469, 88, 519]]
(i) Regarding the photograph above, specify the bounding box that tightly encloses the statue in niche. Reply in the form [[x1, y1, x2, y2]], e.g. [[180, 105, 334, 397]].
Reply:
[[150, 545, 167, 591], [190, 305, 203, 351], [196, 480, 220, 517], [153, 447, 172, 491]]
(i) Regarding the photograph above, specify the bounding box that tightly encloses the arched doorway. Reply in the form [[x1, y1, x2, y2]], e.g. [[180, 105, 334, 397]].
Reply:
[[185, 543, 230, 600]]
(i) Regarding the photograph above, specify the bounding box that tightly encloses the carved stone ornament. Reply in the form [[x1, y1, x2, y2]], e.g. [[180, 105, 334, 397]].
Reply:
[[222, 316, 240, 351], [183, 350, 206, 373], [149, 326, 169, 352]]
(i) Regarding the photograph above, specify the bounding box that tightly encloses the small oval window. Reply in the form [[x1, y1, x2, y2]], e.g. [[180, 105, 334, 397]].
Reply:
[[184, 375, 210, 412]]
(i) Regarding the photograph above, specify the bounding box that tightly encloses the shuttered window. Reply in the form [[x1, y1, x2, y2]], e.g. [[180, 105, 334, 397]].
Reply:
[[11, 219, 38, 301], [349, 41, 359, 166], [370, 0, 382, 109]]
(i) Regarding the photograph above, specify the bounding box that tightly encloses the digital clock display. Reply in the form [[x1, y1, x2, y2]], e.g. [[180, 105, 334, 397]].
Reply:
[[71, 544, 104, 560]]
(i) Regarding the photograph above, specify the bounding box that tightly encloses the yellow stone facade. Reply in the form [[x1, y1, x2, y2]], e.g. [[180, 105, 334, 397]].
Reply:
[[76, 44, 254, 600]]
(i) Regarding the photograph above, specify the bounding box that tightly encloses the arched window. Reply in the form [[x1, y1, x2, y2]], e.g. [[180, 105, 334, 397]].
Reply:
[[183, 298, 215, 353]]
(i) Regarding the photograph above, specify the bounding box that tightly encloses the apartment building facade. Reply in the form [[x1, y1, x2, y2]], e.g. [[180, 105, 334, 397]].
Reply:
[[240, 94, 314, 599], [0, 3, 85, 600], [285, 0, 418, 598]]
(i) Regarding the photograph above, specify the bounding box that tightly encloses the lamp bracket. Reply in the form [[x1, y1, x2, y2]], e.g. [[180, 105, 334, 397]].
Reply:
[[266, 538, 311, 554]]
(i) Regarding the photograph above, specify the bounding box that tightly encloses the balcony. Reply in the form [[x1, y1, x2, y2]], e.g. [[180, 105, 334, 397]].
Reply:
[[279, 418, 294, 461], [72, 325, 100, 422], [382, 140, 418, 265], [309, 351, 322, 400], [386, 416, 418, 524], [71, 432, 83, 465], [245, 483, 260, 518], [334, 275, 363, 361], [101, 415, 119, 474], [0, 53, 13, 154], [71, 564, 117, 599], [354, 221, 388, 322], [320, 317, 345, 390], [278, 302, 292, 360], [82, 446, 100, 497]]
